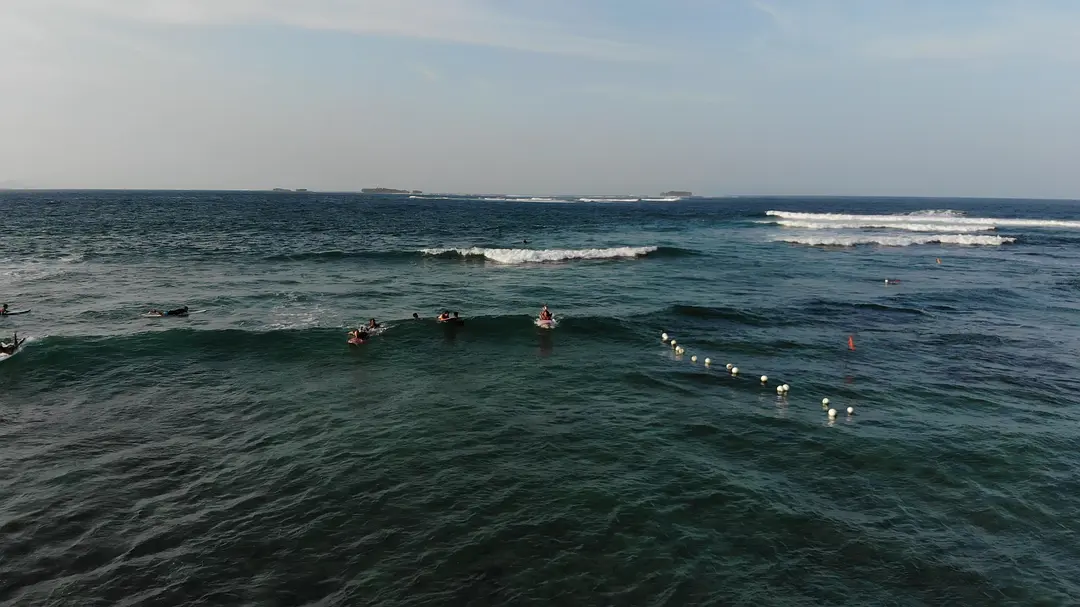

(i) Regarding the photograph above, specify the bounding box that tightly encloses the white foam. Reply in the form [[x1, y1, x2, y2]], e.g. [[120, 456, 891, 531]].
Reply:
[[420, 246, 659, 264], [773, 234, 1016, 247], [579, 198, 641, 202], [770, 220, 995, 233], [641, 197, 683, 202], [766, 210, 1080, 229]]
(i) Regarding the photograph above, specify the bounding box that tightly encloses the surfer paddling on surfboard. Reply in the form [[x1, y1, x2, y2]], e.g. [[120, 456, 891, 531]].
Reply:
[[0, 333, 26, 355], [536, 305, 556, 328], [147, 306, 190, 317]]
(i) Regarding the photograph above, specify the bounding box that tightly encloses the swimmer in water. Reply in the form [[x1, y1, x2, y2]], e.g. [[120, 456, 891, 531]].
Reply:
[[437, 311, 451, 322], [412, 313, 420, 320], [368, 318, 380, 329]]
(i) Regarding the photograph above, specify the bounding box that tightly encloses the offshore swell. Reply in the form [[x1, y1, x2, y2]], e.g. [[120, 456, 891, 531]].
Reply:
[[2, 191, 1080, 605]]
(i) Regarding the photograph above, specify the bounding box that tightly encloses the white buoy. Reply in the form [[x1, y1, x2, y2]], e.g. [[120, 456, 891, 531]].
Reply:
[[676, 347, 685, 355], [731, 367, 739, 375], [661, 332, 669, 341], [760, 375, 768, 383], [782, 384, 790, 393], [691, 355, 698, 363], [776, 386, 784, 395], [726, 363, 734, 370], [704, 358, 711, 366], [884, 279, 889, 284], [670, 340, 677, 348], [822, 398, 830, 406], [847, 407, 854, 415], [828, 408, 837, 418]]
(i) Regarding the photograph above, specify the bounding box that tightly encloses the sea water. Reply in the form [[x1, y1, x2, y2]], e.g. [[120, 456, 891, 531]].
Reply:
[[1, 191, 1078, 605]]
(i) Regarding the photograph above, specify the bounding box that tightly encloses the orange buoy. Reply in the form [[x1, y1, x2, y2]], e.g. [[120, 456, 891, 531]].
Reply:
[[848, 335, 856, 351]]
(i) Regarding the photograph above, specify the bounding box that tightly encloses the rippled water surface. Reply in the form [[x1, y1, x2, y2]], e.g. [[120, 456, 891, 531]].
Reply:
[[2, 191, 1079, 605]]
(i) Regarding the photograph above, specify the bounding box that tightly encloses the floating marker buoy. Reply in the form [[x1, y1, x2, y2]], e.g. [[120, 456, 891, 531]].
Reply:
[[828, 408, 837, 418], [731, 367, 739, 375], [691, 355, 698, 363], [822, 398, 830, 406], [776, 386, 785, 395], [661, 332, 669, 341], [726, 363, 734, 370], [848, 335, 856, 351], [670, 340, 677, 348], [847, 407, 854, 415], [782, 384, 790, 393], [704, 358, 711, 366], [760, 375, 768, 383]]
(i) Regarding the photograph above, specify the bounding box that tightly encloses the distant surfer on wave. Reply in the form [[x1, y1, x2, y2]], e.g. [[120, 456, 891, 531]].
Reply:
[[1, 304, 8, 316], [0, 333, 25, 355], [538, 305, 553, 321], [437, 310, 451, 322], [368, 318, 380, 329], [349, 328, 369, 342]]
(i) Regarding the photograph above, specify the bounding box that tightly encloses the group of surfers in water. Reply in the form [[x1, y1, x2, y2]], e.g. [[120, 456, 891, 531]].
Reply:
[[347, 305, 554, 344]]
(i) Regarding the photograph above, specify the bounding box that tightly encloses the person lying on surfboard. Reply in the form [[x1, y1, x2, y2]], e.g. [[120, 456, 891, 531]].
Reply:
[[538, 305, 553, 321], [166, 306, 190, 317], [367, 318, 380, 329], [1, 304, 8, 316], [437, 311, 451, 322], [349, 328, 369, 341]]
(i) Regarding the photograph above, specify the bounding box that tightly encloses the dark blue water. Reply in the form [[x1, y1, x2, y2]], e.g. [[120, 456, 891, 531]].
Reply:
[[2, 191, 1079, 605]]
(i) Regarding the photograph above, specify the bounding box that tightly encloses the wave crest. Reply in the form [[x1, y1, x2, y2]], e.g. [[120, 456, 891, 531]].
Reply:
[[772, 234, 1016, 247], [419, 246, 661, 264]]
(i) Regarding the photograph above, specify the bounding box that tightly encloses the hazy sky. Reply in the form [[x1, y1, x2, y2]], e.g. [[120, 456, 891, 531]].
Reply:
[[3, 0, 1079, 197]]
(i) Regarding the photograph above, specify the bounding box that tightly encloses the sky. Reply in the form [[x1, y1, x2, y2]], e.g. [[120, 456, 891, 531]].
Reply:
[[2, 0, 1079, 197]]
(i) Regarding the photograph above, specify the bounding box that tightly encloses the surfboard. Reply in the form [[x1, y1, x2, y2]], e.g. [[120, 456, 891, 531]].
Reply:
[[0, 340, 27, 362], [1, 309, 31, 316], [535, 318, 556, 329], [347, 337, 366, 345]]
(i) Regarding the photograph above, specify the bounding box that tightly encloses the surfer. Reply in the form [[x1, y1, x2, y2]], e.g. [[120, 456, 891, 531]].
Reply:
[[367, 318, 380, 329], [166, 306, 190, 316], [437, 311, 451, 322], [1, 304, 7, 316], [412, 313, 420, 320], [0, 333, 24, 355], [349, 328, 369, 341], [538, 305, 553, 321]]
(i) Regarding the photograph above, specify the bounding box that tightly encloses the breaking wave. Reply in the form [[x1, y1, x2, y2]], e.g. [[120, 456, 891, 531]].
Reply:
[[419, 246, 668, 264], [773, 234, 1016, 247], [770, 220, 996, 233], [766, 210, 1080, 230]]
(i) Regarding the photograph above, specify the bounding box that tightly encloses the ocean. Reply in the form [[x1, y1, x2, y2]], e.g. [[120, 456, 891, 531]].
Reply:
[[1, 191, 1078, 605]]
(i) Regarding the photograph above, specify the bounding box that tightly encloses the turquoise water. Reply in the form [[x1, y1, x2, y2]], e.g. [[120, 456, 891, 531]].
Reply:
[[2, 191, 1079, 605]]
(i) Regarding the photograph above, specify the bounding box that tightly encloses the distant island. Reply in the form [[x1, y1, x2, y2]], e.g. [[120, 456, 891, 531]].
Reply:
[[661, 190, 692, 197], [361, 187, 419, 195]]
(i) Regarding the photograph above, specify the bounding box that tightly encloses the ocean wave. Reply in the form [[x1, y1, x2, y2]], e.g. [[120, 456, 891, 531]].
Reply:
[[419, 246, 663, 264], [578, 198, 641, 203], [766, 210, 1080, 229], [770, 220, 996, 233], [773, 234, 1016, 247], [482, 197, 569, 203]]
